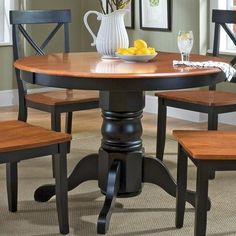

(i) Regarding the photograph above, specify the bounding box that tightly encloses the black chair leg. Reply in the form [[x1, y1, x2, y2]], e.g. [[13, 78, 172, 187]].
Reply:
[[208, 109, 218, 131], [55, 142, 69, 235], [18, 94, 27, 122], [65, 112, 73, 153], [176, 145, 188, 228], [195, 163, 209, 236], [51, 112, 61, 178], [156, 97, 167, 161], [6, 162, 18, 212], [208, 109, 218, 179]]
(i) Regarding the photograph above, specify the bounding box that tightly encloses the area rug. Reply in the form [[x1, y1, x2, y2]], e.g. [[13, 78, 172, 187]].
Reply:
[[0, 109, 236, 235]]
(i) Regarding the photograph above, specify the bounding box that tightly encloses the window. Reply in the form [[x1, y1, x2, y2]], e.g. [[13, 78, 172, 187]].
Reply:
[[209, 0, 236, 54], [226, 0, 236, 51], [0, 0, 17, 45]]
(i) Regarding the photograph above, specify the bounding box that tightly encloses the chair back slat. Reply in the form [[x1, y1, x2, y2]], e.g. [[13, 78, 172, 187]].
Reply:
[[221, 24, 236, 47], [40, 23, 63, 53], [10, 10, 71, 59], [212, 9, 236, 84], [9, 10, 71, 25], [212, 9, 236, 62], [212, 10, 236, 24], [18, 25, 45, 55], [212, 23, 221, 57], [231, 57, 236, 66], [64, 23, 70, 53]]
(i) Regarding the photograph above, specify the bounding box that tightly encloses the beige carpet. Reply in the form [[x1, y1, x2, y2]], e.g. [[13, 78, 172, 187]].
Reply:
[[1, 108, 236, 235]]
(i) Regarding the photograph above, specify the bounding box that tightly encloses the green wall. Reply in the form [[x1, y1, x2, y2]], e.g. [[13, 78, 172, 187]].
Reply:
[[129, 0, 200, 54], [0, 46, 16, 90], [26, 0, 208, 56], [82, 0, 204, 54], [30, 0, 101, 52]]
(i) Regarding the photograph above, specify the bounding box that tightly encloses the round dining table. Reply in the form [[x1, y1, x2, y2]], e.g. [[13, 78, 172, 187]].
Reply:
[[14, 51, 225, 234]]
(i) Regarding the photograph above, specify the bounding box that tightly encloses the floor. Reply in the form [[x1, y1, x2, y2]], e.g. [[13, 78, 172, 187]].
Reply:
[[1, 106, 236, 235], [1, 105, 235, 138]]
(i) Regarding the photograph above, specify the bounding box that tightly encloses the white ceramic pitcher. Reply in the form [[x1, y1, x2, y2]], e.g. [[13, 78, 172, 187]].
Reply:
[[84, 9, 129, 58]]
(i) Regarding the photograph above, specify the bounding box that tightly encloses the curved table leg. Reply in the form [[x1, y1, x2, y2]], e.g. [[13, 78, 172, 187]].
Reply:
[[142, 157, 211, 210], [97, 161, 120, 234], [34, 154, 98, 202]]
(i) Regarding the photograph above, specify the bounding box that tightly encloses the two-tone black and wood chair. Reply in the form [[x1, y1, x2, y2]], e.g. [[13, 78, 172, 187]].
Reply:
[[155, 9, 236, 161], [173, 130, 236, 236], [10, 9, 99, 175], [0, 120, 71, 234]]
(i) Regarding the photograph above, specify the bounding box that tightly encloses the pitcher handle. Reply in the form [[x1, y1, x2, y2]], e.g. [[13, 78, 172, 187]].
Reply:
[[83, 11, 102, 47]]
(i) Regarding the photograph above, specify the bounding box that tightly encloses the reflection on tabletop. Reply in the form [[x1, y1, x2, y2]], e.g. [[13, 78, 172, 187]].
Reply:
[[92, 58, 158, 74]]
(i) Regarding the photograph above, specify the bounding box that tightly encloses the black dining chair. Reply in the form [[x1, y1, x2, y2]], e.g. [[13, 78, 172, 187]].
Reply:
[[0, 120, 71, 234], [155, 9, 236, 161], [10, 9, 99, 175], [174, 130, 236, 236]]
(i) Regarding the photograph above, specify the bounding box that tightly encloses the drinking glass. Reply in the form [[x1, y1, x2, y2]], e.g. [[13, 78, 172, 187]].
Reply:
[[177, 31, 194, 62]]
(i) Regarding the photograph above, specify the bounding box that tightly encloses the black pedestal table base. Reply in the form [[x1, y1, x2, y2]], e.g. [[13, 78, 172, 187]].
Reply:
[[97, 161, 121, 234], [34, 91, 211, 234], [34, 153, 98, 202], [142, 156, 211, 210]]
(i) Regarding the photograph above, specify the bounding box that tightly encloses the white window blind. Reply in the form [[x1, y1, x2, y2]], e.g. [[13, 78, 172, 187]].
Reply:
[[209, 0, 236, 55], [0, 0, 17, 45]]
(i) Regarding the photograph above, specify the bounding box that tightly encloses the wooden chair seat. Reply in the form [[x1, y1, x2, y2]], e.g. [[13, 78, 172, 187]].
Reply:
[[173, 130, 236, 160], [0, 120, 71, 153], [155, 90, 236, 106], [174, 130, 236, 236], [25, 90, 99, 106], [0, 119, 71, 234]]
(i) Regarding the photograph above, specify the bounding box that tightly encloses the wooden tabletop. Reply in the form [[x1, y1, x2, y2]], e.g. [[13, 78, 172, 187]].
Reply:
[[14, 52, 225, 79]]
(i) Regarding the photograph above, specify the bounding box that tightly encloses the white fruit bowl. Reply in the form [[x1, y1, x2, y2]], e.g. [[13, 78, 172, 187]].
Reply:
[[116, 53, 158, 62]]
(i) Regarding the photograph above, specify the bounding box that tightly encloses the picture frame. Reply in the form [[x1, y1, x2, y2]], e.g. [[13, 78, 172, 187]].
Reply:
[[104, 0, 135, 29], [124, 0, 135, 29], [140, 0, 171, 31]]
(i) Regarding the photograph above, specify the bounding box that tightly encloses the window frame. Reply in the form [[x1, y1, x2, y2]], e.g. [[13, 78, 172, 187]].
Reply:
[[0, 0, 17, 46]]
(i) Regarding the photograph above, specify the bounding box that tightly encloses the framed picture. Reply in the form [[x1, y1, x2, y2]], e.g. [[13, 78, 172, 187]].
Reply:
[[104, 0, 135, 29], [140, 0, 171, 31], [124, 0, 135, 29]]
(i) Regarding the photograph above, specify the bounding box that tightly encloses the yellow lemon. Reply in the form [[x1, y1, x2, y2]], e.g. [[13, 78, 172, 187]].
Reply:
[[117, 44, 156, 56], [148, 47, 156, 54], [127, 47, 137, 55], [136, 48, 151, 55], [116, 48, 123, 54], [179, 32, 191, 40], [117, 48, 127, 55], [134, 39, 148, 49]]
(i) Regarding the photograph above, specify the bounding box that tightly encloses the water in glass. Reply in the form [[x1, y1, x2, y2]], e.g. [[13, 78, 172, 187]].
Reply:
[[177, 31, 193, 62]]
